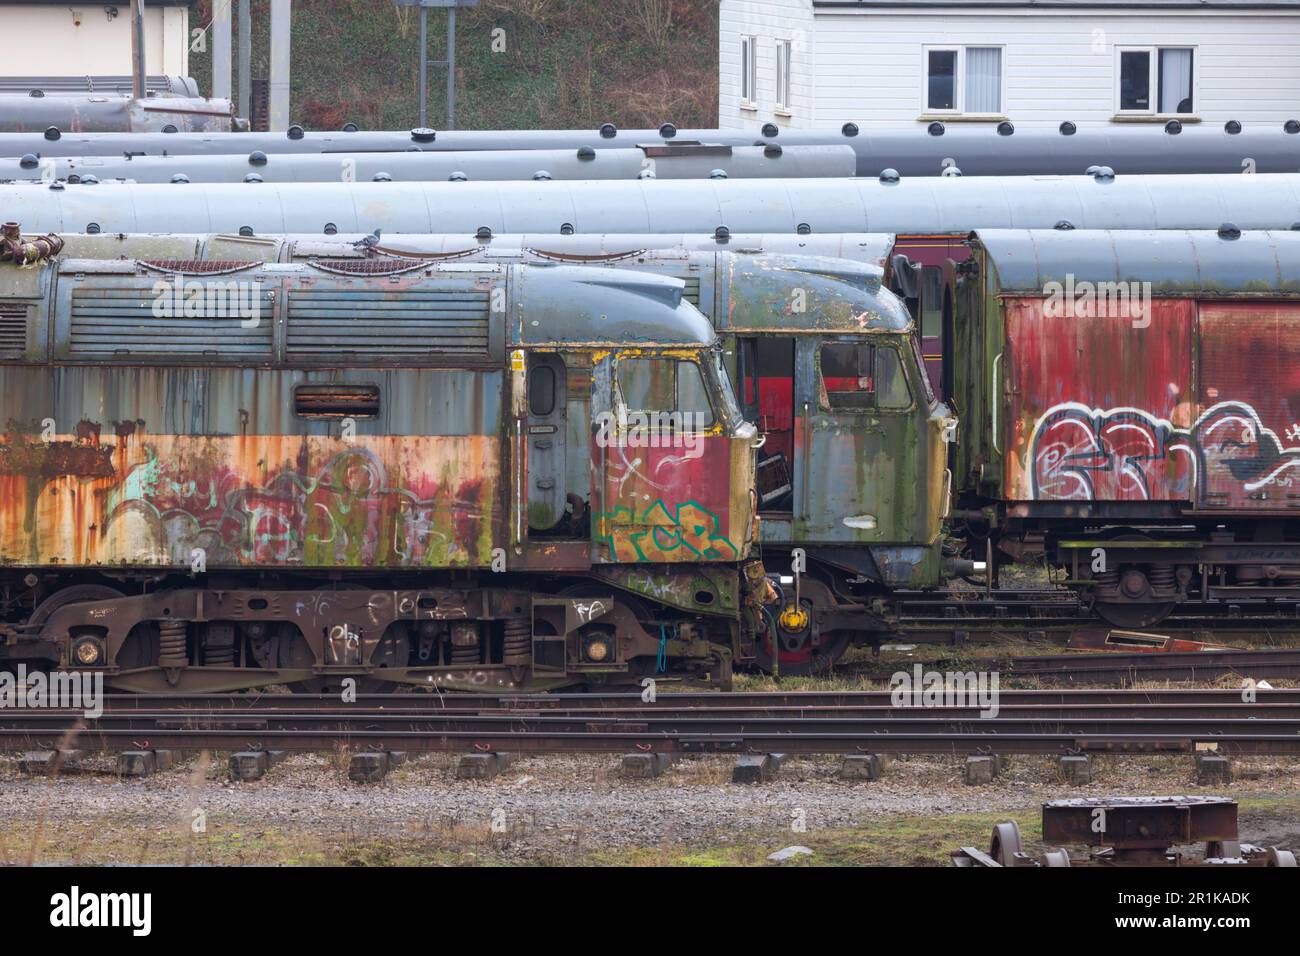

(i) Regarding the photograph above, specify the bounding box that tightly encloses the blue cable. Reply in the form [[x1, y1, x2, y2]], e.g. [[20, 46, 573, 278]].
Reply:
[[656, 624, 669, 673]]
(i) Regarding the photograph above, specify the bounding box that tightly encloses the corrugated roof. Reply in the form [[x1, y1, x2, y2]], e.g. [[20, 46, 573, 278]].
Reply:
[[974, 229, 1300, 293]]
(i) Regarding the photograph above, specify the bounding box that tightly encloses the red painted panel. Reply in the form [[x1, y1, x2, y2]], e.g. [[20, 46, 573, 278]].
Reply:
[[1003, 297, 1197, 502], [1197, 303, 1300, 510]]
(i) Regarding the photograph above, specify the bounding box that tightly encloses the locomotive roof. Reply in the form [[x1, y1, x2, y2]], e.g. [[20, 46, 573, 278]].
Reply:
[[5, 174, 1300, 235], [513, 264, 716, 346], [721, 253, 912, 333], [973, 229, 1300, 294], [38, 258, 716, 351]]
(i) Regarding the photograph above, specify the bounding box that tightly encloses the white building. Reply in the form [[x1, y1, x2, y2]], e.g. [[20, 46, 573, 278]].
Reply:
[[719, 0, 1300, 129], [0, 1, 192, 78]]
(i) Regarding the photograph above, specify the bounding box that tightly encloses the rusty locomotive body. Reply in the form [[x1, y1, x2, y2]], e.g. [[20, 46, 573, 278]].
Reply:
[[0, 251, 764, 692]]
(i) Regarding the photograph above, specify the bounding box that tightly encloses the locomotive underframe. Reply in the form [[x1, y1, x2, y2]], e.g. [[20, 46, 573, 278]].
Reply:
[[999, 507, 1300, 627], [0, 569, 737, 693]]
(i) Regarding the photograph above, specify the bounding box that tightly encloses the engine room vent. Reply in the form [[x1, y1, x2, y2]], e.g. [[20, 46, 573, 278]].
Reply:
[[68, 287, 274, 360], [0, 302, 29, 358], [681, 276, 700, 306], [286, 287, 492, 359]]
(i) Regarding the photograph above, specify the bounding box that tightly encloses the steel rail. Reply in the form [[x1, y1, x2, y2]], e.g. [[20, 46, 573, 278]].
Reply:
[[0, 724, 1295, 756], [43, 688, 1300, 711]]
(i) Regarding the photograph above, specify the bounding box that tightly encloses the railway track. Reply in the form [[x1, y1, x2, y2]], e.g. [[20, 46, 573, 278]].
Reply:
[[4, 690, 1300, 757]]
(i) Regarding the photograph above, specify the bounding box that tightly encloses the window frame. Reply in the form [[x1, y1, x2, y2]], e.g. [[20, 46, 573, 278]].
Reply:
[[1114, 45, 1197, 117], [740, 34, 758, 109], [613, 355, 716, 431], [775, 38, 793, 114], [816, 340, 915, 415], [920, 44, 1005, 116]]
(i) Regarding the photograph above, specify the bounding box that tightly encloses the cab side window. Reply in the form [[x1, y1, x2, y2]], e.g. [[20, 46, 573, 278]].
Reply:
[[819, 343, 911, 411], [617, 358, 715, 427]]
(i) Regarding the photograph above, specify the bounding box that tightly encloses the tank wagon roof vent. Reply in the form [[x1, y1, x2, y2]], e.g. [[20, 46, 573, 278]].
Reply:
[[599, 123, 617, 139], [842, 122, 859, 137], [997, 122, 1014, 136], [1218, 222, 1241, 239], [287, 125, 304, 140], [927, 122, 944, 136], [1059, 121, 1077, 135], [761, 122, 779, 138], [1226, 120, 1242, 134], [1165, 119, 1183, 134], [659, 123, 677, 139], [411, 127, 436, 143], [880, 168, 900, 183]]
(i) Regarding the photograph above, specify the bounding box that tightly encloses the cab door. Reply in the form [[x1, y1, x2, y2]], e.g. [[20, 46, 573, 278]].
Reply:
[[526, 353, 567, 532], [793, 336, 915, 544]]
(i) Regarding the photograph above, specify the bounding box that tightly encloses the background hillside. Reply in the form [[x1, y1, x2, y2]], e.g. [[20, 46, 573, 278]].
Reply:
[[189, 0, 720, 131]]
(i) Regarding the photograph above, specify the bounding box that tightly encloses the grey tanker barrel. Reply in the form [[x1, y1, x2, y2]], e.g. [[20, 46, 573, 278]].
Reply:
[[0, 95, 237, 133], [0, 75, 200, 96], [4, 174, 1299, 235], [0, 144, 856, 184], [2, 122, 1299, 175]]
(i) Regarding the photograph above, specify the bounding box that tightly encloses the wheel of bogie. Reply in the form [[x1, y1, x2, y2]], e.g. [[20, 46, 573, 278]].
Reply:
[[1090, 531, 1178, 629], [1039, 848, 1072, 867], [990, 821, 1023, 866], [30, 584, 125, 627], [1094, 600, 1179, 630], [1267, 847, 1297, 867]]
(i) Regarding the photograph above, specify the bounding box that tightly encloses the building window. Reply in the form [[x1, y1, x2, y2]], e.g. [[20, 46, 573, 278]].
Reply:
[[775, 39, 792, 112], [925, 46, 1003, 114], [740, 35, 757, 105], [1117, 47, 1194, 114]]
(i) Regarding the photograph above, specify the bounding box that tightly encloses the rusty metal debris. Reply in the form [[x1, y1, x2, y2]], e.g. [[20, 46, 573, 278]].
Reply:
[[953, 797, 1299, 867], [0, 220, 62, 264]]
